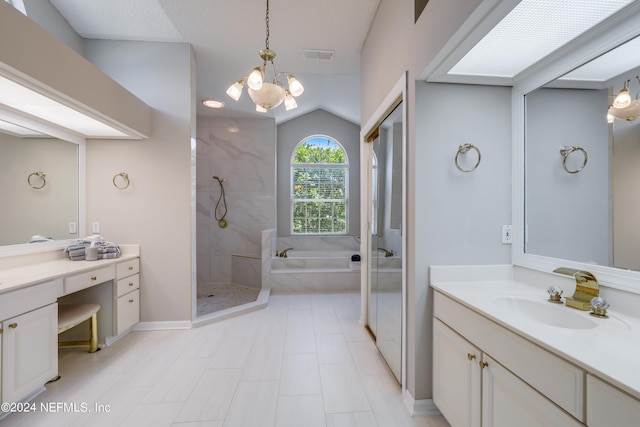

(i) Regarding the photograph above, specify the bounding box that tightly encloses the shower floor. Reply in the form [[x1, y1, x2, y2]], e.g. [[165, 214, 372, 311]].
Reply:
[[197, 283, 260, 316]]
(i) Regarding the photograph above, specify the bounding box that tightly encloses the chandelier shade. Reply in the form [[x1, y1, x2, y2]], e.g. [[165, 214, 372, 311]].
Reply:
[[225, 0, 303, 112], [608, 77, 640, 122], [248, 83, 286, 110]]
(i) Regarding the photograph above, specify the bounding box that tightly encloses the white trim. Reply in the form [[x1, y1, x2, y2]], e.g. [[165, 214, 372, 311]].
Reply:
[[403, 391, 442, 417], [133, 321, 193, 331], [360, 71, 408, 389]]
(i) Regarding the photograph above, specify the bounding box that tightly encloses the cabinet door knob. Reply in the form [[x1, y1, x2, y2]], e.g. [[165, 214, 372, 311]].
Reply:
[[479, 360, 488, 369], [8, 323, 17, 329], [129, 299, 134, 303], [91, 276, 97, 281], [128, 266, 134, 270], [467, 353, 476, 361], [129, 282, 134, 287]]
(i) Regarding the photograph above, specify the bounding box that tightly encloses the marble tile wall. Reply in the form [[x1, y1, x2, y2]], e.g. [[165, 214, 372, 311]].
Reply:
[[196, 117, 276, 287]]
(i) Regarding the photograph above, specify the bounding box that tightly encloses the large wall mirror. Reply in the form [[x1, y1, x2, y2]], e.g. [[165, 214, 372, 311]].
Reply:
[[516, 7, 640, 288], [0, 120, 83, 255]]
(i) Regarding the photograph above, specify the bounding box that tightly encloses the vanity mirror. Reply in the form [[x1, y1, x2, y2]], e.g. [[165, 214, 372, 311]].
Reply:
[[0, 121, 83, 254], [515, 6, 640, 287]]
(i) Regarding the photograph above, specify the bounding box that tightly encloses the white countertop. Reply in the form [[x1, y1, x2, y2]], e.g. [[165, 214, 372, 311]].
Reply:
[[431, 279, 640, 400], [0, 245, 139, 294]]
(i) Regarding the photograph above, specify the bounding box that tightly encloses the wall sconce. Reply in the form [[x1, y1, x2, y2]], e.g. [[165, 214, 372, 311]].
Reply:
[[608, 77, 640, 122]]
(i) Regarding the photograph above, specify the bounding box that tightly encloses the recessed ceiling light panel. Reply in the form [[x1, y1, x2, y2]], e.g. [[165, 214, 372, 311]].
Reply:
[[448, 0, 634, 78]]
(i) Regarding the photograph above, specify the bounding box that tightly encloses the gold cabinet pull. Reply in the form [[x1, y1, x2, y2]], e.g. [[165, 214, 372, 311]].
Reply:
[[91, 276, 97, 281], [8, 323, 17, 329], [129, 282, 134, 286], [129, 299, 134, 303], [467, 353, 476, 361], [128, 266, 134, 270], [479, 360, 488, 369], [0, 328, 3, 334]]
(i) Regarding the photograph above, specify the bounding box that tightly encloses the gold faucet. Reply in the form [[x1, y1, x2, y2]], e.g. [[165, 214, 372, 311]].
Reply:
[[377, 247, 394, 257], [553, 267, 599, 310], [277, 248, 293, 258]]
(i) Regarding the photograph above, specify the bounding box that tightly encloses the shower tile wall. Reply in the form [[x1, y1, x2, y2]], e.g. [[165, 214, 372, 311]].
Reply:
[[196, 116, 276, 286]]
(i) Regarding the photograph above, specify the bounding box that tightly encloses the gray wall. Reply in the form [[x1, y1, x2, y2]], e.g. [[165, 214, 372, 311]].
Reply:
[[83, 40, 195, 322], [412, 82, 512, 399], [525, 88, 610, 265], [613, 118, 640, 270], [276, 109, 361, 237]]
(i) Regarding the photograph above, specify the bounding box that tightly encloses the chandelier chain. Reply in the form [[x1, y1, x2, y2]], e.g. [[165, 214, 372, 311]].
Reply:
[[265, 0, 270, 51]]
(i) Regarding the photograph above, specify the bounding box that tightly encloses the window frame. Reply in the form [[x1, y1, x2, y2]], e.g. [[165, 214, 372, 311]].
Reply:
[[290, 135, 350, 236]]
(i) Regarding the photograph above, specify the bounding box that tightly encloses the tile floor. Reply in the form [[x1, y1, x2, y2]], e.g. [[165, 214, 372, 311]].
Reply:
[[197, 284, 260, 316], [2, 292, 450, 427]]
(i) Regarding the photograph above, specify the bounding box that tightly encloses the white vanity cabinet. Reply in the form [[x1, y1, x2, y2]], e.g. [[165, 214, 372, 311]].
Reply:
[[115, 258, 140, 335], [2, 303, 57, 405], [433, 318, 481, 427], [433, 291, 584, 427], [587, 375, 640, 427]]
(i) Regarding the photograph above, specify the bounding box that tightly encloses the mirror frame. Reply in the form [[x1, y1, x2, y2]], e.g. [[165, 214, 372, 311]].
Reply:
[[513, 5, 640, 293]]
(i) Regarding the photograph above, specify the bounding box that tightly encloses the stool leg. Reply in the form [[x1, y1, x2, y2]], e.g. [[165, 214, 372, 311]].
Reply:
[[89, 312, 98, 353]]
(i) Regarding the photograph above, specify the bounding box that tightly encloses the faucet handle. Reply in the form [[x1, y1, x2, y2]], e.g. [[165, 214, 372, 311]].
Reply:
[[547, 286, 563, 303], [590, 296, 610, 318]]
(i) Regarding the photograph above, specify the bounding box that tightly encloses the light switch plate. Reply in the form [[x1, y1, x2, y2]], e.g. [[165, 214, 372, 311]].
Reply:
[[502, 225, 512, 244]]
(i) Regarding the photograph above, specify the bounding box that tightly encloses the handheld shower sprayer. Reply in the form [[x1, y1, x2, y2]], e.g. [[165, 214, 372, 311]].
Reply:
[[212, 176, 228, 228]]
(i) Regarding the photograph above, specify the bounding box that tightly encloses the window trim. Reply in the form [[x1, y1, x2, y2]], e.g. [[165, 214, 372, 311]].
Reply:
[[290, 135, 350, 236]]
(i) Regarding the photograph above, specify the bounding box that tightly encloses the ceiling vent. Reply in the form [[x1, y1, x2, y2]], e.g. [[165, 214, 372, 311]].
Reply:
[[303, 49, 335, 61]]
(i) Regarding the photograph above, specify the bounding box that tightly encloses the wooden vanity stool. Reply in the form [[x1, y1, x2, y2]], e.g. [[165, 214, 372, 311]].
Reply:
[[57, 303, 101, 353]]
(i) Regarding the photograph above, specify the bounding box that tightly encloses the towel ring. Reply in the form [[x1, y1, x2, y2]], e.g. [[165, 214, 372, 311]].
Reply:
[[455, 144, 481, 173], [113, 172, 130, 189], [560, 146, 588, 174], [28, 172, 46, 189]]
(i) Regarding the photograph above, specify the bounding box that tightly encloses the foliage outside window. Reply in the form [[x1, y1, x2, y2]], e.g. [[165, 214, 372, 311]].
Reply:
[[291, 136, 348, 234]]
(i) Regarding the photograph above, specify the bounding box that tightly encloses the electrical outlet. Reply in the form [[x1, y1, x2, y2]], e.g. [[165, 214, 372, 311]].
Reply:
[[92, 221, 100, 233], [502, 225, 512, 244], [68, 221, 77, 234]]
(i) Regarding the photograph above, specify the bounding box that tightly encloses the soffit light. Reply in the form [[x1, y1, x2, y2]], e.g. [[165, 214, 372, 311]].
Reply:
[[0, 75, 128, 138], [226, 0, 303, 113], [607, 77, 640, 123], [448, 0, 634, 79]]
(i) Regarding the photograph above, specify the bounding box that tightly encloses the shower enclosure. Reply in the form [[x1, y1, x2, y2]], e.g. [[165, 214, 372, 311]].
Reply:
[[195, 116, 276, 318]]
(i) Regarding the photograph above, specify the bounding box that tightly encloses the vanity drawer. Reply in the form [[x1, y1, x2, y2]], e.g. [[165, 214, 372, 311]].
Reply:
[[64, 266, 114, 295], [116, 274, 139, 298], [434, 291, 585, 421], [117, 259, 139, 279], [116, 289, 139, 335], [0, 279, 62, 320]]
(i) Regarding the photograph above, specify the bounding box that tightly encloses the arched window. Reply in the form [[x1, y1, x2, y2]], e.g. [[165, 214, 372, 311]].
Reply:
[[291, 135, 349, 234]]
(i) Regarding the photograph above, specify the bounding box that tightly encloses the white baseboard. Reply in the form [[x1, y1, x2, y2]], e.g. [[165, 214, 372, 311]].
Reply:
[[133, 320, 193, 331], [403, 390, 442, 417]]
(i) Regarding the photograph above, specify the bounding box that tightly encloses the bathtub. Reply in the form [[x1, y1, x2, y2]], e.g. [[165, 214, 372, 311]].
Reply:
[[271, 250, 358, 271], [268, 250, 361, 292]]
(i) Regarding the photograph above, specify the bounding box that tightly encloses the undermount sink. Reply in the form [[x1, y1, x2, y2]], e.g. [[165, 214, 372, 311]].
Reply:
[[493, 296, 598, 330]]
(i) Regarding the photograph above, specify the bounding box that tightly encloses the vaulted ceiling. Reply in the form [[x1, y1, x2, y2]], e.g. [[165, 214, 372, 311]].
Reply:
[[48, 0, 381, 124]]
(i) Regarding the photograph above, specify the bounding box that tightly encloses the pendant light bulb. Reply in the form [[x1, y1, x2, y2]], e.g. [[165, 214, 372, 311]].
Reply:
[[226, 80, 244, 101], [284, 91, 298, 111], [607, 106, 614, 124], [256, 104, 268, 113], [613, 81, 631, 109], [247, 67, 264, 91], [287, 75, 304, 97]]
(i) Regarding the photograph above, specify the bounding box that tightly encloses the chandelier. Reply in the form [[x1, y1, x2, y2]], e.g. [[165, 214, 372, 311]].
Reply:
[[226, 0, 304, 112], [607, 77, 640, 123]]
